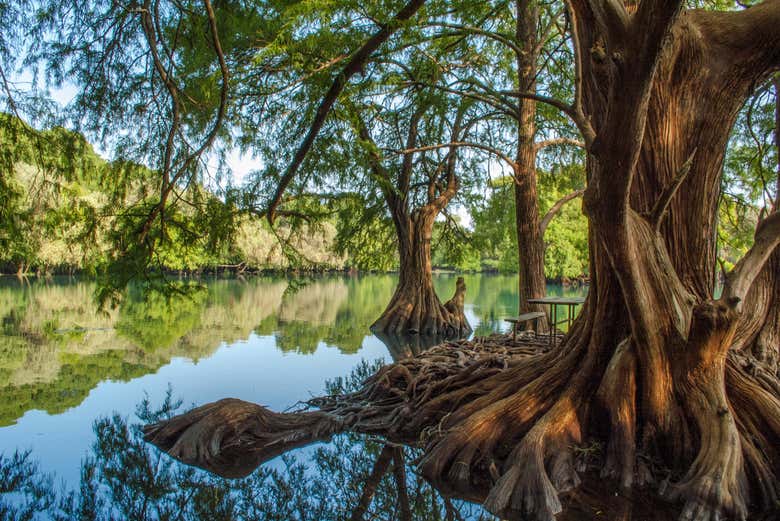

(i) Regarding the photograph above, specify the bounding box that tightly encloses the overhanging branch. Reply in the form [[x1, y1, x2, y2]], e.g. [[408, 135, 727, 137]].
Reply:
[[393, 141, 516, 171], [540, 189, 585, 236], [723, 210, 780, 306], [265, 0, 428, 223], [534, 137, 585, 152]]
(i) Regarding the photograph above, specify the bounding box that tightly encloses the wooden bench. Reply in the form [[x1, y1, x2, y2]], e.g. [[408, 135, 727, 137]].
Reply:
[[505, 312, 546, 340]]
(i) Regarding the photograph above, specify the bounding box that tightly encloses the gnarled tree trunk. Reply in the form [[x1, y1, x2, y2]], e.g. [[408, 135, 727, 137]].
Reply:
[[371, 206, 470, 336]]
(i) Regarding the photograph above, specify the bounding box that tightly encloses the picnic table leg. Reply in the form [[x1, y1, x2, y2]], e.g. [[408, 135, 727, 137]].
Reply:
[[534, 316, 539, 337], [549, 304, 555, 347]]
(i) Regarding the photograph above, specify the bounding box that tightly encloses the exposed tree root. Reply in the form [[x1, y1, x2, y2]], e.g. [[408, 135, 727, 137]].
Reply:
[[371, 277, 471, 337], [143, 398, 348, 478], [596, 338, 637, 490], [144, 331, 780, 521]]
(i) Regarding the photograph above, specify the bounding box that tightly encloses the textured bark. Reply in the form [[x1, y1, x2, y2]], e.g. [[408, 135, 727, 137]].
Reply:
[[363, 100, 471, 338], [732, 76, 780, 376], [573, 2, 780, 520], [145, 3, 780, 521]]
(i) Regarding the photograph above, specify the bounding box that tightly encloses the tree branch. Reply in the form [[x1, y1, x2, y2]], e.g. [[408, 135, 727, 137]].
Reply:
[[534, 137, 585, 152], [265, 0, 428, 223], [649, 148, 697, 231], [423, 22, 524, 56], [500, 89, 595, 144], [540, 189, 585, 236], [429, 102, 467, 211], [723, 210, 780, 306], [588, 0, 629, 46], [393, 142, 516, 171]]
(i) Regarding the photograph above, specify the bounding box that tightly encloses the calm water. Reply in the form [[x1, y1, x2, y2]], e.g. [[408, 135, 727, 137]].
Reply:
[[0, 273, 596, 519]]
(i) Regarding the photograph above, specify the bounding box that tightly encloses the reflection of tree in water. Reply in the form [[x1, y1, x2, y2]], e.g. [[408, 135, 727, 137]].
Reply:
[[324, 275, 396, 354], [261, 275, 397, 355], [0, 278, 290, 426], [0, 275, 565, 428], [0, 388, 495, 521], [115, 284, 208, 351]]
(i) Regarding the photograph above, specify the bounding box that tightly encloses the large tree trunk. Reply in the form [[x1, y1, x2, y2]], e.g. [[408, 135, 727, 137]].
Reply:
[[371, 206, 471, 337], [513, 0, 549, 329], [145, 3, 780, 521], [574, 3, 780, 519]]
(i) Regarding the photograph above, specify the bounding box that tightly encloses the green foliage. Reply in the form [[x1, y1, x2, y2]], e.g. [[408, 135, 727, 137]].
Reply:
[[468, 166, 589, 280], [538, 165, 589, 280], [718, 78, 778, 271], [0, 115, 351, 279]]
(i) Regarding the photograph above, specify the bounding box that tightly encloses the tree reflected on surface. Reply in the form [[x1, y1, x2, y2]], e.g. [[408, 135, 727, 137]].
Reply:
[[0, 388, 497, 521], [1, 385, 740, 521]]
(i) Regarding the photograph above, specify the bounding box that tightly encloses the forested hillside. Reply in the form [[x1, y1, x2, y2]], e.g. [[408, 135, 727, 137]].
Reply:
[[1, 113, 596, 278], [0, 114, 346, 275]]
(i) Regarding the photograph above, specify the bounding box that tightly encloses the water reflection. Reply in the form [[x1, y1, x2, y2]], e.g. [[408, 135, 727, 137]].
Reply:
[[1, 390, 496, 521], [0, 274, 585, 427], [374, 331, 454, 359], [0, 390, 719, 521]]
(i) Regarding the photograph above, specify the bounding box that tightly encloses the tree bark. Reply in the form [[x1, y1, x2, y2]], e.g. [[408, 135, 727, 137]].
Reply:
[[732, 75, 780, 376]]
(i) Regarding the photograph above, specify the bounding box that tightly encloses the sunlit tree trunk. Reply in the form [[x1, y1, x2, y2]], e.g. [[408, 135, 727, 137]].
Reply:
[[372, 205, 470, 336], [362, 104, 472, 338]]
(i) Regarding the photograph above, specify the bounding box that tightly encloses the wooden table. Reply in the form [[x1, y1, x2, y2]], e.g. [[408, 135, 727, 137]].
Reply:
[[527, 296, 586, 346]]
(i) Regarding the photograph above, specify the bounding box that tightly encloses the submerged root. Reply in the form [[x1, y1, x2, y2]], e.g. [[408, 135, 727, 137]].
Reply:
[[371, 278, 471, 337], [484, 400, 583, 521]]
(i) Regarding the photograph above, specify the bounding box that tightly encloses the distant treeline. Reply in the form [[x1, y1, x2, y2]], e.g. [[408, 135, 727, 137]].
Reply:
[[0, 115, 593, 279]]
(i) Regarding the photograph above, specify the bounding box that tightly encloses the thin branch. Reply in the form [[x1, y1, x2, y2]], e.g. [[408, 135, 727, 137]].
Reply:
[[393, 142, 516, 171], [424, 22, 524, 56], [534, 137, 585, 152], [421, 81, 519, 120], [649, 148, 697, 231], [500, 88, 595, 142], [540, 188, 585, 236], [723, 210, 780, 306]]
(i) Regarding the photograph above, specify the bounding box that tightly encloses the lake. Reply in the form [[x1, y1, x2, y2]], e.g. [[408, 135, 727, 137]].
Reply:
[[0, 273, 596, 519]]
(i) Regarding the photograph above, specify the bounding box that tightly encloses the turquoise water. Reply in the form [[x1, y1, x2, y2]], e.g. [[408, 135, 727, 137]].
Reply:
[[0, 273, 586, 519]]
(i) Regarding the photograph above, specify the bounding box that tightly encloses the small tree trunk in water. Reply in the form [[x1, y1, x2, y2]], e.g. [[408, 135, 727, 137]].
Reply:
[[513, 0, 548, 330], [372, 208, 471, 337]]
